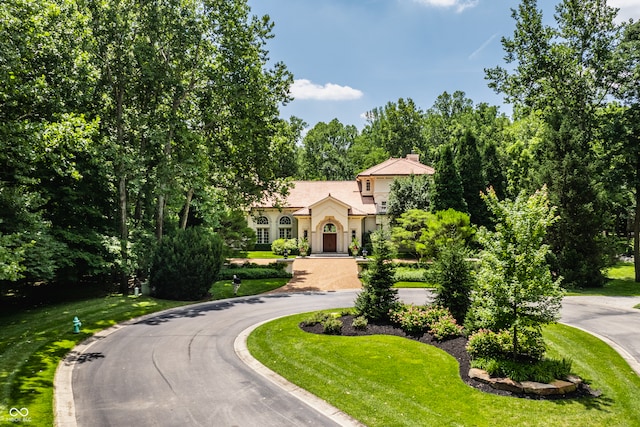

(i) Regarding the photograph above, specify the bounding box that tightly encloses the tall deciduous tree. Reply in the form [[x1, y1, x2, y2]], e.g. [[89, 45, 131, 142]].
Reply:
[[87, 0, 293, 293], [607, 20, 640, 281], [300, 119, 356, 180], [0, 0, 107, 284], [486, 0, 621, 287], [387, 174, 432, 223], [373, 98, 426, 158], [467, 187, 563, 360]]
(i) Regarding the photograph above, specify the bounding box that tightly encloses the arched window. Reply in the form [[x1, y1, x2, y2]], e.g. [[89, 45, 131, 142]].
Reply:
[[279, 216, 292, 225], [323, 223, 337, 233], [255, 216, 269, 244], [279, 216, 292, 239]]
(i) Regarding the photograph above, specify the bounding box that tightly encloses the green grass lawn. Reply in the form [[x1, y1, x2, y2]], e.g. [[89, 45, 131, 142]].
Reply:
[[248, 312, 640, 427], [0, 295, 188, 426], [565, 262, 640, 296], [210, 278, 290, 299], [232, 251, 281, 259], [393, 281, 436, 288]]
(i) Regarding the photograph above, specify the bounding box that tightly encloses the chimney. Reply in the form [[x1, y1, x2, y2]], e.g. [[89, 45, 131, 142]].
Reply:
[[406, 153, 420, 163]]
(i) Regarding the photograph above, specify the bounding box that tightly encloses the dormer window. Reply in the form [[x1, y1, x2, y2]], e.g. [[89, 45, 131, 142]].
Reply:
[[366, 180, 371, 192]]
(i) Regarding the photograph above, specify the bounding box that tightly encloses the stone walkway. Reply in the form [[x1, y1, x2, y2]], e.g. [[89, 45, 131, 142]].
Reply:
[[267, 257, 363, 293]]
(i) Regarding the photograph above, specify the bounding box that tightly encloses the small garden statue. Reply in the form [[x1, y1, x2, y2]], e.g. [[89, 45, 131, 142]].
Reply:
[[233, 275, 241, 295]]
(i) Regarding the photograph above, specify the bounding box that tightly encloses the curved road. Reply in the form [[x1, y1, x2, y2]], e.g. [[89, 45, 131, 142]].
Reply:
[[56, 290, 640, 427]]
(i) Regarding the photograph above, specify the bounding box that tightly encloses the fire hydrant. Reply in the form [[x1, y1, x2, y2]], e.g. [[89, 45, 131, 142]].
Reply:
[[73, 316, 82, 334]]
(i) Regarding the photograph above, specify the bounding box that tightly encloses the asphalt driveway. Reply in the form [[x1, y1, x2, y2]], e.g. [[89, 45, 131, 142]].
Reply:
[[56, 288, 640, 427]]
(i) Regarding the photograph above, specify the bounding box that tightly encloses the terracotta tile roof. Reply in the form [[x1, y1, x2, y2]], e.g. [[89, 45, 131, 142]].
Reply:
[[259, 181, 377, 216], [357, 155, 434, 178]]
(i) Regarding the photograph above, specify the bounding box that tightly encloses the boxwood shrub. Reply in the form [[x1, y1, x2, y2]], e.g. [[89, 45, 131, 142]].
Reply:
[[218, 261, 291, 280], [150, 227, 224, 300]]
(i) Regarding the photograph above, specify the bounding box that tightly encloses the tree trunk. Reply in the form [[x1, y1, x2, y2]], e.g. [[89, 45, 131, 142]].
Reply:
[[180, 188, 194, 230], [634, 184, 640, 282], [116, 86, 129, 296], [156, 194, 165, 241], [119, 174, 128, 295]]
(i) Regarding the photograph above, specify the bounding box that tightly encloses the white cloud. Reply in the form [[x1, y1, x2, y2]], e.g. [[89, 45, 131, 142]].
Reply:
[[609, 0, 640, 22], [290, 79, 364, 101], [412, 0, 479, 13]]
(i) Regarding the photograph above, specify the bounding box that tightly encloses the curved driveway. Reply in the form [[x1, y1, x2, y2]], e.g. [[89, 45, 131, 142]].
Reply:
[[56, 289, 640, 426], [560, 296, 640, 375]]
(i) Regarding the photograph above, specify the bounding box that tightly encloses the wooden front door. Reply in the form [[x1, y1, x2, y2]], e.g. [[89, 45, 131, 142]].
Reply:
[[323, 234, 337, 252]]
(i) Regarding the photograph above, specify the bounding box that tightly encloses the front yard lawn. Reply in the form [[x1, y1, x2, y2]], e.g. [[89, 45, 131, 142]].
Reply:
[[566, 262, 640, 296], [248, 312, 640, 427], [210, 278, 290, 299]]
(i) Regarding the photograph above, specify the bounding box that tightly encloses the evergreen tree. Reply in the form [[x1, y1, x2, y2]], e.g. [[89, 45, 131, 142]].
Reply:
[[482, 141, 506, 202], [455, 130, 487, 226], [430, 240, 473, 324], [432, 145, 467, 213], [539, 114, 607, 287], [354, 229, 398, 321]]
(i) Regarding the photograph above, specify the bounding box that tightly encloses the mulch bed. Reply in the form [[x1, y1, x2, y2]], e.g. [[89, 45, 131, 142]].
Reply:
[[300, 314, 591, 400]]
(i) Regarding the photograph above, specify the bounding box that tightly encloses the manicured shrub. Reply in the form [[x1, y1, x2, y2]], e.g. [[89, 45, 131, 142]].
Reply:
[[466, 329, 512, 360], [322, 318, 343, 334], [389, 304, 459, 337], [470, 357, 573, 383], [150, 227, 224, 300], [428, 314, 464, 341], [389, 305, 432, 334], [466, 328, 546, 362], [394, 266, 428, 282], [352, 316, 368, 330], [271, 238, 298, 256], [218, 265, 291, 280], [300, 312, 331, 327]]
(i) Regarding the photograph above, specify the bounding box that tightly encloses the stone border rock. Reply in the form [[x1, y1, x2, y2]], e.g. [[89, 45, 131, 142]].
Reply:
[[469, 368, 601, 397]]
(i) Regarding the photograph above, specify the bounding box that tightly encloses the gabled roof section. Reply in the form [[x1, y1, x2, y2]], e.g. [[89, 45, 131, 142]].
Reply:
[[357, 154, 434, 178], [255, 181, 376, 216]]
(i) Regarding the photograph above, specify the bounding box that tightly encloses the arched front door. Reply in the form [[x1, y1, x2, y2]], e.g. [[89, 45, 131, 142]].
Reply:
[[322, 223, 337, 252]]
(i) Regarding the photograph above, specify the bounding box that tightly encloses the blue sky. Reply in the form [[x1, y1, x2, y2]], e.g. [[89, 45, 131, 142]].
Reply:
[[247, 0, 640, 130]]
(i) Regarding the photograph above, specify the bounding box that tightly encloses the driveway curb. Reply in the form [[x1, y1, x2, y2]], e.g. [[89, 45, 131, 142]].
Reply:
[[234, 318, 365, 427]]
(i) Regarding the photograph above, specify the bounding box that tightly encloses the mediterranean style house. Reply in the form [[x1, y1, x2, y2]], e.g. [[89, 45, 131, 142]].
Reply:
[[248, 154, 435, 255]]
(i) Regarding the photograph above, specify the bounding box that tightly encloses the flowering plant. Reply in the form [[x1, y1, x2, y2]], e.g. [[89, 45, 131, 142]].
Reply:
[[349, 237, 360, 256], [297, 237, 309, 255]]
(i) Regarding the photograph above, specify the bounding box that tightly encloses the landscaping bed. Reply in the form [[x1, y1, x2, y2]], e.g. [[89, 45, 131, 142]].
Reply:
[[300, 314, 593, 400]]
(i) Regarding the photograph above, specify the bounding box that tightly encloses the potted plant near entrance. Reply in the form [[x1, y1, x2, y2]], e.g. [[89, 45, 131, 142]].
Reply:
[[349, 237, 360, 257], [298, 237, 310, 257]]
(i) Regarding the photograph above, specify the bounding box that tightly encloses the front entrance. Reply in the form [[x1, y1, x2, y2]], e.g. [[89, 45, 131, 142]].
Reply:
[[323, 234, 337, 252], [322, 223, 337, 252]]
